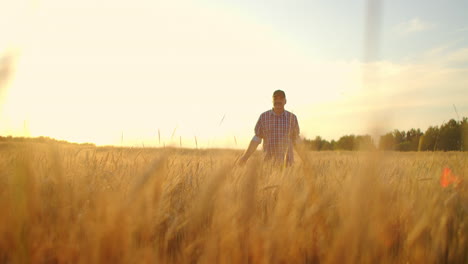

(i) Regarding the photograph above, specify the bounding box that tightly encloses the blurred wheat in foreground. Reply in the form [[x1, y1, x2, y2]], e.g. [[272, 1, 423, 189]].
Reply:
[[0, 142, 466, 263]]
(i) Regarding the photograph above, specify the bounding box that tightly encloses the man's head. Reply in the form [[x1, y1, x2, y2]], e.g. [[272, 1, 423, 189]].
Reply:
[[272, 90, 286, 112]]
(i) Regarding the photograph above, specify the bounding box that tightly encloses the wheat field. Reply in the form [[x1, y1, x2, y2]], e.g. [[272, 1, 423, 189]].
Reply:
[[0, 142, 466, 263]]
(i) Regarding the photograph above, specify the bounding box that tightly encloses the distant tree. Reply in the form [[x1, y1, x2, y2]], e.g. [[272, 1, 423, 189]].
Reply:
[[438, 119, 461, 151], [392, 130, 406, 150], [303, 136, 334, 151], [420, 126, 439, 151], [406, 128, 423, 151], [379, 133, 394, 150], [462, 117, 468, 151], [0, 135, 95, 147], [336, 135, 355, 150], [314, 136, 323, 150], [301, 116, 467, 152], [330, 140, 337, 150], [355, 135, 375, 150], [320, 140, 333, 150]]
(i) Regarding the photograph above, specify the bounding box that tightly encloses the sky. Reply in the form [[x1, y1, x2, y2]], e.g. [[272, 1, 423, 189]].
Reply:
[[0, 0, 467, 148]]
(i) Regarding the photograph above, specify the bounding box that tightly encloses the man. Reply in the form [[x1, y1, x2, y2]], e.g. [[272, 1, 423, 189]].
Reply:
[[238, 90, 304, 166]]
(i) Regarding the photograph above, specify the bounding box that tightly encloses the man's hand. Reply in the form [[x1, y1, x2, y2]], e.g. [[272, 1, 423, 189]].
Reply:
[[236, 138, 260, 166], [237, 155, 248, 166]]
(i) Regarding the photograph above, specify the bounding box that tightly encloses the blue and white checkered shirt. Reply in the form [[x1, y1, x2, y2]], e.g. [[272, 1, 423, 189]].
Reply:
[[254, 109, 300, 165]]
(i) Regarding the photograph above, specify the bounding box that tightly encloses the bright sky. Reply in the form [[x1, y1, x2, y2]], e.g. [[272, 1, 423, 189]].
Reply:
[[0, 0, 467, 148]]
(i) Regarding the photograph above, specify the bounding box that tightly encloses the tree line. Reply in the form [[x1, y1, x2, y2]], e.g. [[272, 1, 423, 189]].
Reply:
[[1, 117, 467, 151], [0, 136, 96, 147], [303, 117, 468, 151]]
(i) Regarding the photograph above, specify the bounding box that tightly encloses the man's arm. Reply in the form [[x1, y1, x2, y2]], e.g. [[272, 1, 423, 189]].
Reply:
[[291, 115, 308, 163], [237, 136, 261, 165], [238, 113, 264, 165]]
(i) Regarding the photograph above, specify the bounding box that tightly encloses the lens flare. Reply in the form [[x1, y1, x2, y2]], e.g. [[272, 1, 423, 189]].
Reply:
[[440, 167, 461, 188]]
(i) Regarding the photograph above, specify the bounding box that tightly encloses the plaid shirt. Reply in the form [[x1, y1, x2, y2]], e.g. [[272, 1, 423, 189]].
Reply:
[[254, 109, 300, 165]]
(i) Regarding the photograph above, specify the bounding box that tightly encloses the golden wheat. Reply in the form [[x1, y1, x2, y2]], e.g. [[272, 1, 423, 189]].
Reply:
[[0, 142, 466, 263]]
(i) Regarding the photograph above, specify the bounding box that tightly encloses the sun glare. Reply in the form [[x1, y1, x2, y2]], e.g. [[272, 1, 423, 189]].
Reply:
[[1, 0, 466, 148]]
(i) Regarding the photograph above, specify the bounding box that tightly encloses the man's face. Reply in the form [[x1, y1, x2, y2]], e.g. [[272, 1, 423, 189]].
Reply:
[[272, 95, 286, 110]]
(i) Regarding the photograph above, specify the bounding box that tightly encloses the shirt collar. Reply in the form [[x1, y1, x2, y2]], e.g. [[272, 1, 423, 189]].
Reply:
[[270, 108, 286, 117]]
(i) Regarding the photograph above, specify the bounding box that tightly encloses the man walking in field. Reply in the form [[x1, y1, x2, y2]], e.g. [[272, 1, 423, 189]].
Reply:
[[238, 90, 305, 166]]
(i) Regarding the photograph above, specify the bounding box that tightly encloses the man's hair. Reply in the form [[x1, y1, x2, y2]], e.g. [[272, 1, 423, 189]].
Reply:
[[273, 90, 286, 98]]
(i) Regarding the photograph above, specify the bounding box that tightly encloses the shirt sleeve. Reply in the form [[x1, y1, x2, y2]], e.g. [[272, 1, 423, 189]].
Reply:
[[292, 114, 300, 141], [254, 114, 264, 139]]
